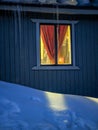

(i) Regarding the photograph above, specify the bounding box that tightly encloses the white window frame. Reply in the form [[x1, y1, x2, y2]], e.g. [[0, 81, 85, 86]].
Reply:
[[32, 19, 79, 70]]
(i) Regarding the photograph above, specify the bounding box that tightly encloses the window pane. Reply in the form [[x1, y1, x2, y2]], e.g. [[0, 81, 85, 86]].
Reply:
[[58, 25, 72, 65], [40, 25, 55, 65]]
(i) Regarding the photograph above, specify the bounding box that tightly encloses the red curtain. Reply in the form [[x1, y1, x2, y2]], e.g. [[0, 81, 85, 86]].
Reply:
[[58, 25, 68, 52], [41, 25, 55, 64], [41, 25, 68, 64]]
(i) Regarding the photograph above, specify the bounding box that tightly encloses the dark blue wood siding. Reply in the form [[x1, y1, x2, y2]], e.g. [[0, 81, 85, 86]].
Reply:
[[0, 11, 98, 97]]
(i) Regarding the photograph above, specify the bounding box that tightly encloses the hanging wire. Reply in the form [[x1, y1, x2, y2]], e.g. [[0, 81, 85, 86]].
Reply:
[[56, 4, 59, 27], [56, 4, 59, 64], [56, 4, 59, 43]]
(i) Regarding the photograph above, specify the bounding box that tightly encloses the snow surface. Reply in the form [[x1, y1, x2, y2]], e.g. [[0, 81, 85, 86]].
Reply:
[[0, 81, 98, 130]]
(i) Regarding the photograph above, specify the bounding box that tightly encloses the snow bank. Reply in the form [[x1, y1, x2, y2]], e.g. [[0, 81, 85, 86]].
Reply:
[[0, 81, 98, 130]]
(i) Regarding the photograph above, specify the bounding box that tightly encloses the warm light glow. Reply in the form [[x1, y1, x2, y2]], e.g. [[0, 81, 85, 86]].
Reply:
[[58, 25, 72, 64], [58, 57, 64, 64], [40, 24, 72, 65], [40, 37, 52, 65], [86, 97, 98, 104], [40, 25, 55, 65], [45, 92, 68, 111]]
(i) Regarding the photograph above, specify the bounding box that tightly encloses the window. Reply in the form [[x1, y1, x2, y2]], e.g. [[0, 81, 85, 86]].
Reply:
[[32, 19, 79, 70], [40, 24, 72, 65]]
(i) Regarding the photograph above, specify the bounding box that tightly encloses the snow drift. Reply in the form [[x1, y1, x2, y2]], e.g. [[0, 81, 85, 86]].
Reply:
[[0, 81, 98, 130]]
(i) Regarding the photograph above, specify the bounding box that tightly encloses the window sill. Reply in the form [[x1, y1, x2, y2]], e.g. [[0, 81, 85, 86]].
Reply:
[[32, 66, 80, 70]]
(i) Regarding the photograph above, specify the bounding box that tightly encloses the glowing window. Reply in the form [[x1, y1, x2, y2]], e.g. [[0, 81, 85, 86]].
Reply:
[[40, 24, 72, 65]]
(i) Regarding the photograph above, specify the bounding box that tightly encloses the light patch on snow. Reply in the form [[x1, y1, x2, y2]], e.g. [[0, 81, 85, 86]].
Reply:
[[45, 92, 68, 110], [0, 81, 98, 130], [86, 97, 98, 103]]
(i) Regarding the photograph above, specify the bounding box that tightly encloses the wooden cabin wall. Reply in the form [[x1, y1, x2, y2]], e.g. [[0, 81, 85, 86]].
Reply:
[[0, 11, 98, 97]]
